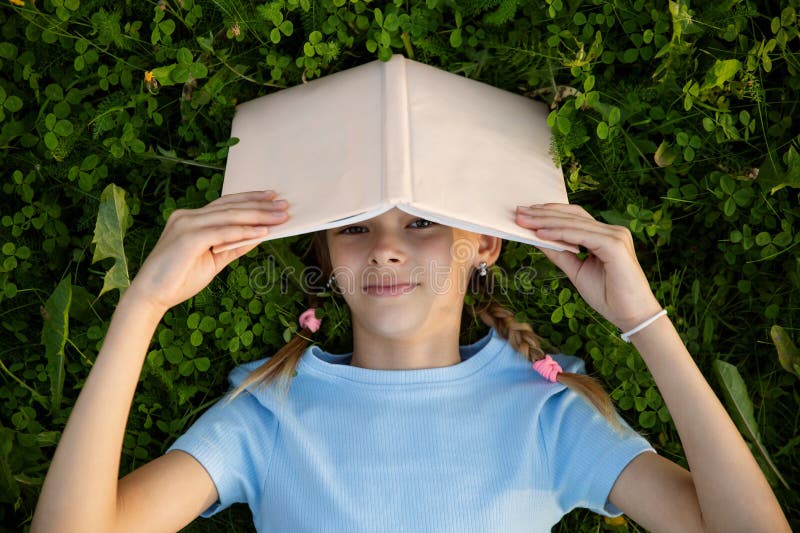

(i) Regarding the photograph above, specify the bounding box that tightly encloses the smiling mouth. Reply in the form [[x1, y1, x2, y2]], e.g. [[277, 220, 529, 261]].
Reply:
[[363, 283, 419, 296]]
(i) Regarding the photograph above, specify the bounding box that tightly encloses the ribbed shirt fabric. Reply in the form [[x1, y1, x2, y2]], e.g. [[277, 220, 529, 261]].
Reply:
[[167, 326, 656, 532]]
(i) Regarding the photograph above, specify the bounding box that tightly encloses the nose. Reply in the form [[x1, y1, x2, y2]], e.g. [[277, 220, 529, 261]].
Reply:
[[368, 229, 408, 265]]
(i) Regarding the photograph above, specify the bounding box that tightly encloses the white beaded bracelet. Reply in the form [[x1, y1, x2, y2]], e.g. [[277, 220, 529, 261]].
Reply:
[[620, 309, 668, 343]]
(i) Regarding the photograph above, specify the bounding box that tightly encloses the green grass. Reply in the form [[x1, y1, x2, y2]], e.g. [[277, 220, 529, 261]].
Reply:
[[1, 0, 798, 531]]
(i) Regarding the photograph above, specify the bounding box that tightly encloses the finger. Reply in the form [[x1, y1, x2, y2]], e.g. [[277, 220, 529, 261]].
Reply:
[[532, 224, 630, 264], [515, 211, 623, 252], [518, 203, 595, 220], [200, 199, 289, 215], [212, 240, 262, 268], [533, 245, 585, 279], [515, 212, 618, 240], [182, 206, 290, 230], [208, 190, 278, 207], [207, 225, 273, 254], [516, 210, 598, 228]]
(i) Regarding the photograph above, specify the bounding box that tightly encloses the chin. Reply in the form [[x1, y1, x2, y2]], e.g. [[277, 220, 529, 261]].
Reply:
[[356, 313, 429, 335]]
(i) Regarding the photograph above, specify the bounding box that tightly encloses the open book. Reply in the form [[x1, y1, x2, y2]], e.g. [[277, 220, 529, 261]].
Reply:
[[214, 53, 579, 254]]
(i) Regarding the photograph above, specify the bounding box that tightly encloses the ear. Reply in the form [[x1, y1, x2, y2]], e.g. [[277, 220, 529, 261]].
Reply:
[[477, 235, 503, 268]]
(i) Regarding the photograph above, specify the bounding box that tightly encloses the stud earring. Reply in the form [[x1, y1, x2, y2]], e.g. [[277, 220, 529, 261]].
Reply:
[[478, 261, 488, 277]]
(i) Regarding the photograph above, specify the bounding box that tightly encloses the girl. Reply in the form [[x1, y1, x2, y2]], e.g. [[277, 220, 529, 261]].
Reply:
[[32, 190, 789, 532]]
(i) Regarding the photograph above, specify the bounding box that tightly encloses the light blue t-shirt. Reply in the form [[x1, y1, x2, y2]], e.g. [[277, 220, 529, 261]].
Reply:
[[167, 326, 655, 532]]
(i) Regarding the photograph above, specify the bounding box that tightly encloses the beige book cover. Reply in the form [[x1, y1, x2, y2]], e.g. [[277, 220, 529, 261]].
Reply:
[[215, 53, 579, 254]]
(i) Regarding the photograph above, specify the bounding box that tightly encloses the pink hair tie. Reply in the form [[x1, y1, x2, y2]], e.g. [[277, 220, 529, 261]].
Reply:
[[298, 308, 322, 333], [532, 354, 562, 383]]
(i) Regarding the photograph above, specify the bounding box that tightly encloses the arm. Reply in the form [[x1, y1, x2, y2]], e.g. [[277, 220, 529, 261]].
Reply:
[[31, 290, 218, 532], [31, 190, 290, 532], [515, 203, 790, 532], [608, 313, 790, 532]]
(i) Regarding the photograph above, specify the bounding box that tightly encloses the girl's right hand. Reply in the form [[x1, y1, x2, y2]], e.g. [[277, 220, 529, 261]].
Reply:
[[127, 190, 290, 313]]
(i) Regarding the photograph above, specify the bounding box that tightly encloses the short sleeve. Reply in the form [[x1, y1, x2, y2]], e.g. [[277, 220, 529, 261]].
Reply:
[[540, 378, 657, 517], [166, 389, 278, 518]]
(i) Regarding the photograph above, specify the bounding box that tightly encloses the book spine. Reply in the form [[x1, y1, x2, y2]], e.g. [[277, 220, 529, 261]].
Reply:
[[382, 55, 412, 206]]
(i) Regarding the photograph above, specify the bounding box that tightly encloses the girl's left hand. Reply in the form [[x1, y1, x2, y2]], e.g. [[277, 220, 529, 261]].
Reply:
[[515, 203, 662, 332]]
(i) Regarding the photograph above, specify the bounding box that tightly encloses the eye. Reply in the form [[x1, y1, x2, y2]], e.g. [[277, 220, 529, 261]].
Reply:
[[409, 218, 436, 229], [339, 226, 365, 235], [338, 218, 437, 234]]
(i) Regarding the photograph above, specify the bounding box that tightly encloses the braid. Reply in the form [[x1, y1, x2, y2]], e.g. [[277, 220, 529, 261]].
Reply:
[[467, 278, 623, 432], [223, 329, 311, 407], [474, 301, 547, 361]]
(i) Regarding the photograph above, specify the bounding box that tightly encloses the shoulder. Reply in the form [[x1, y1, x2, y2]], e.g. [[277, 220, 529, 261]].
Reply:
[[492, 332, 588, 375], [224, 355, 278, 402], [491, 345, 598, 416], [224, 353, 308, 415], [228, 355, 273, 386]]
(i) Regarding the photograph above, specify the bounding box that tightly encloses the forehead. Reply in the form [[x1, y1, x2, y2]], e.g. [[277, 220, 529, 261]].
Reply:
[[360, 207, 412, 222]]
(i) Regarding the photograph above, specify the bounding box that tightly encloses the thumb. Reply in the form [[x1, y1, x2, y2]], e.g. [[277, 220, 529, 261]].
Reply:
[[533, 245, 583, 280], [212, 241, 261, 272]]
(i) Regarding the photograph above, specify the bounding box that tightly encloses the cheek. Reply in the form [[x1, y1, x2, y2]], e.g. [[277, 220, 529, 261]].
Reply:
[[422, 252, 472, 292], [327, 242, 356, 266]]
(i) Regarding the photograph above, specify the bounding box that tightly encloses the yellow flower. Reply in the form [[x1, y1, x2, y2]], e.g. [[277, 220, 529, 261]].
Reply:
[[9, 0, 25, 6], [604, 515, 628, 527], [144, 71, 159, 94]]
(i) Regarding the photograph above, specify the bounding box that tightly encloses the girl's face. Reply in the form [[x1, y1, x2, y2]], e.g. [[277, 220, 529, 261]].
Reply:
[[324, 207, 501, 338]]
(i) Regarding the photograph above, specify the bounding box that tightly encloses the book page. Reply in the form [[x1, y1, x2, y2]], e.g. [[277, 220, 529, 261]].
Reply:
[[219, 60, 385, 245], [401, 59, 578, 253]]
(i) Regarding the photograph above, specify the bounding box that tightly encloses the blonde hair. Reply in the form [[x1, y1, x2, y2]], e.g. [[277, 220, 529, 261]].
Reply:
[[225, 230, 623, 431]]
